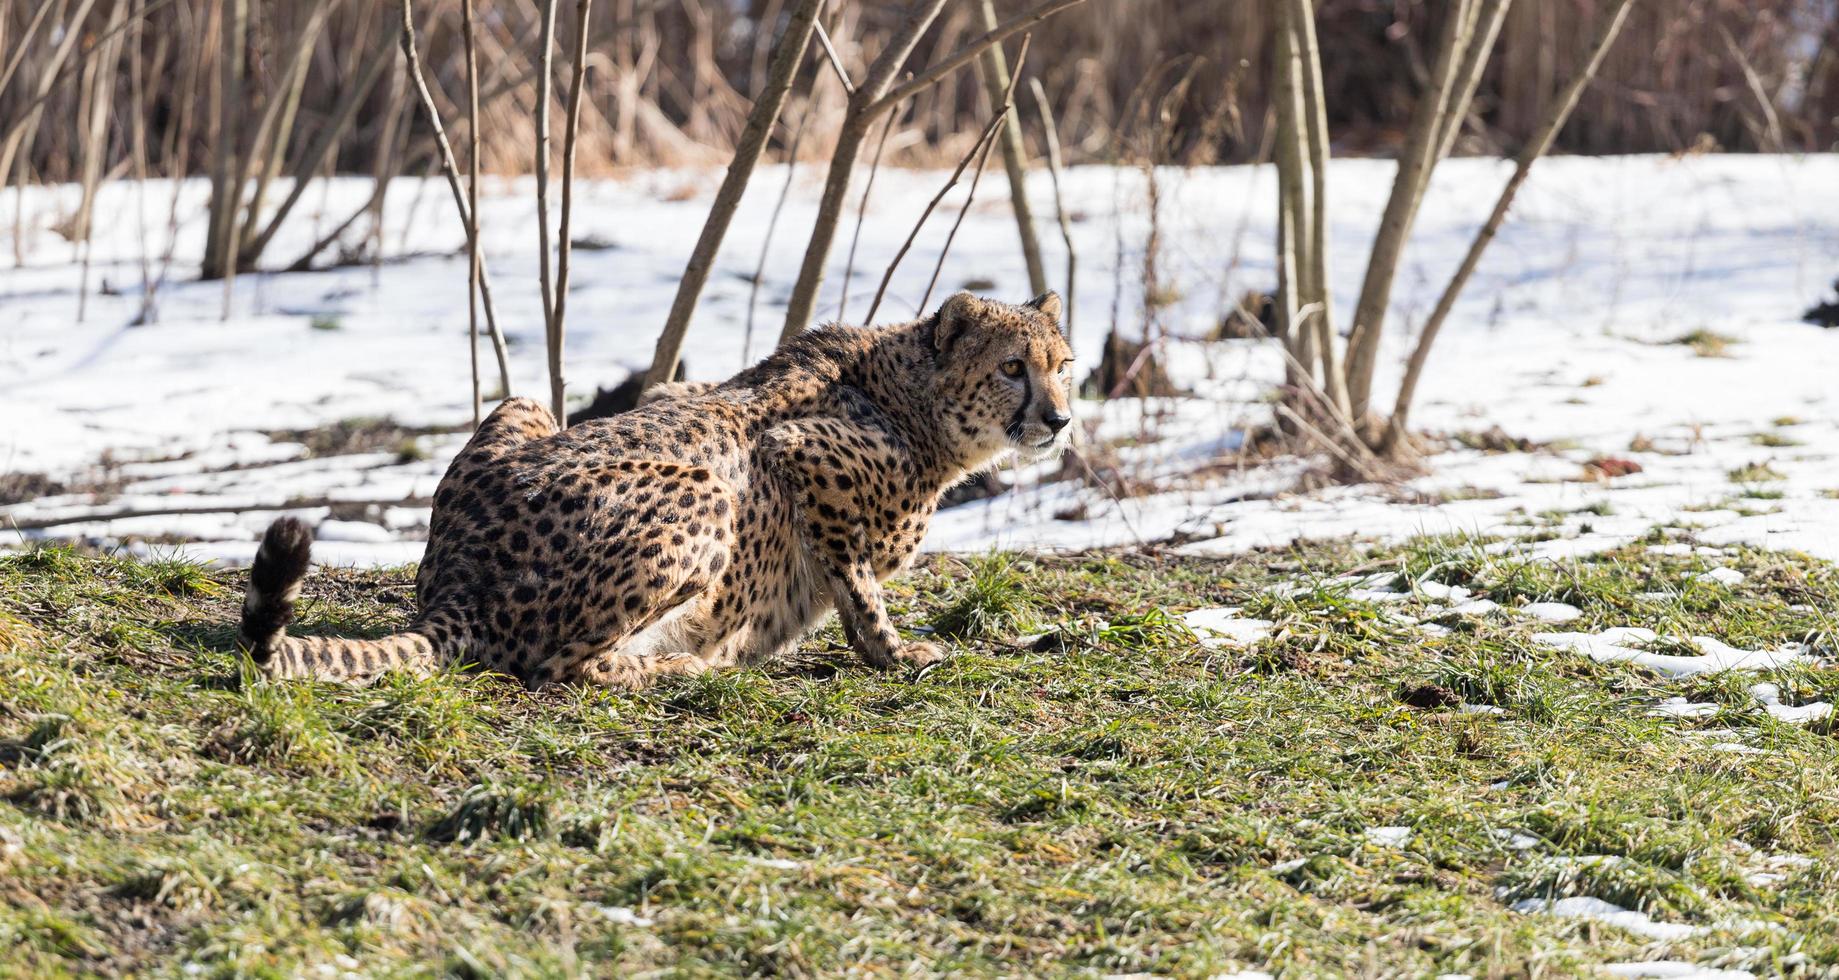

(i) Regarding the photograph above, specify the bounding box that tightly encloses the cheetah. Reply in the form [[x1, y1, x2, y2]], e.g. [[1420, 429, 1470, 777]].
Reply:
[[236, 291, 1074, 688]]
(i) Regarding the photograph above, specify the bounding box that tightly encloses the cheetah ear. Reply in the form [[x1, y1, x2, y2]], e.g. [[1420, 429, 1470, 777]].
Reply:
[[932, 291, 985, 357], [1023, 291, 1062, 323]]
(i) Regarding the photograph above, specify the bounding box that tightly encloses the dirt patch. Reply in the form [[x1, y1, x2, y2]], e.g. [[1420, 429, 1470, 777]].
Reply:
[[266, 418, 467, 460], [0, 472, 66, 506]]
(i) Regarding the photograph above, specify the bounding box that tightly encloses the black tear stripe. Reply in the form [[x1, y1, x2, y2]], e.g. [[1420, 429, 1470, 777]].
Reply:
[[1007, 373, 1033, 442]]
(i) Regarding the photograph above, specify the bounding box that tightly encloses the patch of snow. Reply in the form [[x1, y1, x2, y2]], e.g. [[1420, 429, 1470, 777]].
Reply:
[[593, 905, 654, 927], [1492, 829, 1540, 850], [1521, 602, 1582, 623], [314, 519, 396, 544], [1532, 629, 1813, 678], [6, 158, 1839, 565], [1691, 567, 1748, 587], [1600, 963, 1754, 980], [1363, 826, 1412, 848], [1510, 896, 1698, 942], [1180, 608, 1273, 648]]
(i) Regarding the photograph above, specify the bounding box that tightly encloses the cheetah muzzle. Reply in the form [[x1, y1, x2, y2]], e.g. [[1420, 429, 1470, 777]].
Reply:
[[237, 291, 1074, 688]]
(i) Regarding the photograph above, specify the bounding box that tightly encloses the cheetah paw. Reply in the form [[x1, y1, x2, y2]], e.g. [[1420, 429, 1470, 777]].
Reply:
[[893, 641, 947, 667]]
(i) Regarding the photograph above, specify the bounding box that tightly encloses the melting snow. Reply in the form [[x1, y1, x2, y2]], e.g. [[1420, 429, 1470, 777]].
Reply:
[[1180, 608, 1273, 648], [1510, 896, 1697, 942]]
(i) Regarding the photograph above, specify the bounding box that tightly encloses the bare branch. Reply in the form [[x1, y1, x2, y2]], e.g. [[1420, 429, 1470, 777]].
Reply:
[[1385, 0, 1639, 449], [463, 0, 484, 425], [1027, 75, 1076, 339], [397, 0, 513, 402], [643, 0, 825, 387], [551, 0, 596, 426], [866, 35, 1031, 324], [871, 0, 1095, 115], [813, 18, 854, 96]]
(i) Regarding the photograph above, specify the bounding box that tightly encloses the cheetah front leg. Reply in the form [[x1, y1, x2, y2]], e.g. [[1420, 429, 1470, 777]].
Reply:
[[763, 418, 942, 672]]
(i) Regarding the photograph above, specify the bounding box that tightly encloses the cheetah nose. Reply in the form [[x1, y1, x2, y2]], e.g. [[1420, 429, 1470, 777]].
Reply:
[[1042, 409, 1072, 434]]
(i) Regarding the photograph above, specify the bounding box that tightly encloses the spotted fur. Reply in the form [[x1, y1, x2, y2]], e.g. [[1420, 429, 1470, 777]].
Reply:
[[237, 291, 1074, 688]]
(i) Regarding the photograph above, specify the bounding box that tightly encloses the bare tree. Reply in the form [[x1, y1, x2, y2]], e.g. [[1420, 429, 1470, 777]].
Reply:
[[1384, 0, 1640, 450], [1028, 76, 1076, 339], [778, 0, 1096, 343], [642, 0, 825, 389], [398, 0, 514, 402], [1265, 0, 1638, 460], [974, 0, 1047, 297], [536, 0, 564, 422], [550, 0, 596, 423]]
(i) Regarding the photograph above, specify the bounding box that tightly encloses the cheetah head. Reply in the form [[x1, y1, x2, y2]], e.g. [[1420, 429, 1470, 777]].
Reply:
[[927, 290, 1074, 469]]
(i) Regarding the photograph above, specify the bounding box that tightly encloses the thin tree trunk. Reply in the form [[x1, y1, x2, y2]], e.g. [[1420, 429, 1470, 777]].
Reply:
[[1384, 0, 1638, 451], [0, 0, 102, 227], [535, 0, 562, 422], [1288, 0, 1350, 421], [642, 0, 824, 388], [974, 0, 1046, 296], [550, 0, 595, 424], [779, 0, 954, 343], [745, 113, 810, 369], [464, 0, 484, 424], [234, 0, 330, 259], [1340, 0, 1476, 423], [1272, 0, 1313, 398], [1027, 76, 1076, 339], [397, 0, 513, 401], [74, 0, 129, 321], [203, 0, 247, 288], [237, 37, 395, 267], [840, 101, 901, 324]]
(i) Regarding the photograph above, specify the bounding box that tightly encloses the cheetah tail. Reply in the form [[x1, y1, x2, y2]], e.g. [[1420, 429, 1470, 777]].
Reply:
[[238, 516, 313, 658], [238, 517, 464, 683]]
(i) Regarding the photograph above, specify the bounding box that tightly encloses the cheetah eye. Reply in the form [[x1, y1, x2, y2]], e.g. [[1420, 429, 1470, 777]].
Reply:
[[1056, 359, 1072, 375], [1000, 359, 1025, 378]]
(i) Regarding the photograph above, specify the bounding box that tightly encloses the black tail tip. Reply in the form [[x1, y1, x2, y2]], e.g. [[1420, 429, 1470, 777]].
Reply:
[[241, 517, 313, 656], [251, 517, 313, 595]]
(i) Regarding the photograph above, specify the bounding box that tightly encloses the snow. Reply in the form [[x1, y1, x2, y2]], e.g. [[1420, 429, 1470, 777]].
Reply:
[[1180, 607, 1274, 647], [4, 155, 1839, 565], [1600, 964, 1754, 980], [1510, 896, 1698, 942], [1532, 629, 1816, 678], [1363, 826, 1413, 848]]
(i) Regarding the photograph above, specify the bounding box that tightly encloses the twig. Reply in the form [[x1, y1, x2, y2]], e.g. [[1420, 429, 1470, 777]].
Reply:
[[1385, 0, 1639, 450], [1027, 76, 1075, 338], [643, 0, 825, 386], [551, 0, 595, 426], [863, 109, 1006, 325], [865, 36, 1030, 325], [839, 95, 903, 322], [463, 0, 483, 425], [870, 0, 1092, 114], [917, 34, 1031, 312], [813, 18, 854, 95], [397, 0, 513, 400], [744, 107, 810, 365], [1718, 23, 1784, 152]]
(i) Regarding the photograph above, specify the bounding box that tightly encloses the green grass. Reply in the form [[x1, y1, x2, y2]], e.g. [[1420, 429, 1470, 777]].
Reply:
[[2, 540, 1838, 976]]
